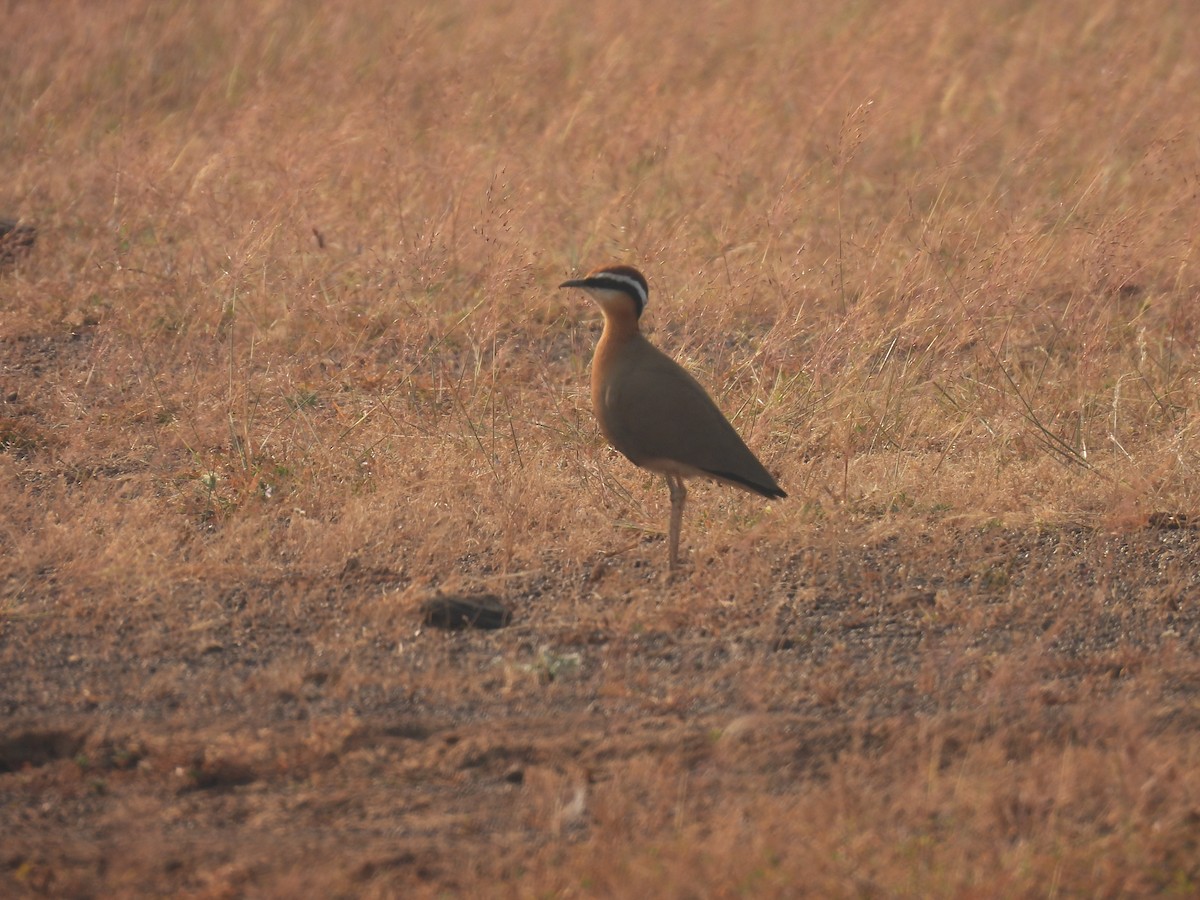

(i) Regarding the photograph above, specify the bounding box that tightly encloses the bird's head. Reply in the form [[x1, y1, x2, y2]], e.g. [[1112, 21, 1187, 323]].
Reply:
[[559, 265, 649, 320]]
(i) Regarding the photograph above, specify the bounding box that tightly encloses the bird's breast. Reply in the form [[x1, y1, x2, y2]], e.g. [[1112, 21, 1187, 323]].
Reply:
[[590, 336, 641, 461]]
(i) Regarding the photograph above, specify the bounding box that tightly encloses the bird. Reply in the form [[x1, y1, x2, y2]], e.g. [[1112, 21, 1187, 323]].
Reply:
[[559, 264, 785, 570]]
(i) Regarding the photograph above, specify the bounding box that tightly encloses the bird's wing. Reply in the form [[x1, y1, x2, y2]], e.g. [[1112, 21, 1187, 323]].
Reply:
[[600, 344, 782, 497]]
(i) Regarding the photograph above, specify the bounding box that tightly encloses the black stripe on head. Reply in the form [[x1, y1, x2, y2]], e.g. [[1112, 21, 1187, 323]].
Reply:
[[587, 266, 649, 318], [560, 265, 651, 317]]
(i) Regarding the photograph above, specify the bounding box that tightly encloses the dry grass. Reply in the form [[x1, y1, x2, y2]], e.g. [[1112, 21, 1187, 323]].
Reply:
[[2, 0, 1200, 896]]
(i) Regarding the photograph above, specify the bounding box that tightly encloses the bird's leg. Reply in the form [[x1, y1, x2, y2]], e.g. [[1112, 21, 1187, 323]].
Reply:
[[666, 474, 687, 570]]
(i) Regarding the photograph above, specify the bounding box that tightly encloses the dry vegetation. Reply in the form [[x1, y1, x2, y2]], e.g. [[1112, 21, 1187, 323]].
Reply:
[[3, 0, 1200, 896]]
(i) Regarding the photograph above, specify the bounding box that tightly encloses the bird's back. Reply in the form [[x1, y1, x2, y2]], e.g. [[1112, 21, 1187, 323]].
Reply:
[[593, 333, 784, 499]]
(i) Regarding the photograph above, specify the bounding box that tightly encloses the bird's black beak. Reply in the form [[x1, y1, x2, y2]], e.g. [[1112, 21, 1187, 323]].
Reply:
[[559, 278, 590, 289]]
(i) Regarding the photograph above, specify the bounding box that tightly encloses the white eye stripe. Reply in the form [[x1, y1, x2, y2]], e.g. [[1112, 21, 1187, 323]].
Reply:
[[595, 272, 648, 309]]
